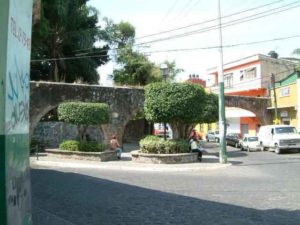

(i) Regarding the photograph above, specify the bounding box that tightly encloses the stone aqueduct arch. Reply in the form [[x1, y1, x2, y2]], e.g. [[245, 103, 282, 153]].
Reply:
[[30, 82, 144, 145], [30, 82, 272, 144], [224, 95, 272, 125]]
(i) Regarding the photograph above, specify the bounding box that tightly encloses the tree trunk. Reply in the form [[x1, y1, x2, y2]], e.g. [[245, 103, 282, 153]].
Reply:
[[170, 122, 195, 140], [78, 125, 88, 143]]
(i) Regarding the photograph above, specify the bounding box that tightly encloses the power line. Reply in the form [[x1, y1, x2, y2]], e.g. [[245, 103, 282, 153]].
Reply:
[[179, 0, 202, 21], [138, 34, 300, 54], [136, 1, 300, 45], [31, 33, 300, 62], [71, 0, 288, 54], [161, 0, 179, 22], [135, 0, 284, 40], [174, 0, 195, 21]]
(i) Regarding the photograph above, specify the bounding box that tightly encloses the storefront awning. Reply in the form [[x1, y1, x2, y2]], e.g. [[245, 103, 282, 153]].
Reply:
[[225, 107, 256, 118]]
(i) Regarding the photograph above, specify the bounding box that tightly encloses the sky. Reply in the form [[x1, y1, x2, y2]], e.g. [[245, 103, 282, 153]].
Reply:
[[88, 0, 300, 86]]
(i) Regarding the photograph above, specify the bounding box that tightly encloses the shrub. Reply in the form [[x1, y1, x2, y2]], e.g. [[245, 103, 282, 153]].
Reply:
[[139, 136, 189, 154], [79, 142, 107, 152], [59, 140, 80, 151], [59, 140, 107, 152]]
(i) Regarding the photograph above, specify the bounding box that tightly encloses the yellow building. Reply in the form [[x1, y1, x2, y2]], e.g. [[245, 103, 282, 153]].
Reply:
[[268, 71, 300, 129]]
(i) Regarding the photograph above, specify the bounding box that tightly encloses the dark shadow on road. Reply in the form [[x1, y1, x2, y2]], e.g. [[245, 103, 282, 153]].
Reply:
[[227, 150, 248, 158], [31, 169, 300, 225]]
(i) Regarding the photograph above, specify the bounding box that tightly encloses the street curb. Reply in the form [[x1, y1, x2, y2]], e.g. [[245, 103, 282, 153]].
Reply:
[[30, 158, 232, 172]]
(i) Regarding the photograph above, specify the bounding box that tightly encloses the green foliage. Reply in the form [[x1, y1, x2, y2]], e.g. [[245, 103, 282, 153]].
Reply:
[[161, 60, 184, 82], [31, 0, 109, 84], [113, 47, 161, 85], [144, 82, 206, 123], [59, 140, 107, 152], [292, 48, 300, 71], [58, 102, 110, 125], [139, 136, 189, 154], [59, 140, 80, 151], [79, 142, 107, 152], [201, 93, 219, 123], [102, 19, 135, 48]]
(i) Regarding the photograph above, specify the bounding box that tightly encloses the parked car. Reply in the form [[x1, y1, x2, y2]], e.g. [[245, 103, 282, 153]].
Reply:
[[258, 125, 300, 154], [240, 135, 261, 152], [226, 133, 242, 148], [206, 130, 219, 142], [154, 123, 172, 138]]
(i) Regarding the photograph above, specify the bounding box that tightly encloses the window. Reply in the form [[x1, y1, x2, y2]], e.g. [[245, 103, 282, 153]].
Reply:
[[245, 67, 257, 79], [240, 70, 244, 81], [224, 73, 233, 88], [280, 87, 290, 97]]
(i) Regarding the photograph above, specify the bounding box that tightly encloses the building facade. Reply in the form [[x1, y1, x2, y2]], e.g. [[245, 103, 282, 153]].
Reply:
[[204, 54, 296, 137], [268, 71, 300, 130]]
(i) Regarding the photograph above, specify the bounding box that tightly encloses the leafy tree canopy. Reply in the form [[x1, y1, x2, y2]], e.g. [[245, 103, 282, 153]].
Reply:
[[58, 102, 110, 125], [292, 48, 300, 71], [144, 83, 218, 138], [58, 102, 110, 143], [31, 0, 109, 84], [160, 60, 184, 82], [144, 83, 206, 123]]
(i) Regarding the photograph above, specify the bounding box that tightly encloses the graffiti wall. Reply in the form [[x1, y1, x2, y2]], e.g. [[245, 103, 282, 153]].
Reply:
[[0, 0, 33, 224]]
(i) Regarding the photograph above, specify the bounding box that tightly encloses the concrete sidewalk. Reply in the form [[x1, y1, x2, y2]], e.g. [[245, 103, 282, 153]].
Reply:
[[30, 151, 231, 172]]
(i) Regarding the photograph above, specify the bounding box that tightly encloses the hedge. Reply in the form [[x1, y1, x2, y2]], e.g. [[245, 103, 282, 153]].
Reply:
[[139, 135, 189, 154], [59, 140, 107, 152]]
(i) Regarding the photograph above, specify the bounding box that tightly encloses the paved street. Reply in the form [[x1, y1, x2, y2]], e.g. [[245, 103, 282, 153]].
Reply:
[[31, 143, 300, 225]]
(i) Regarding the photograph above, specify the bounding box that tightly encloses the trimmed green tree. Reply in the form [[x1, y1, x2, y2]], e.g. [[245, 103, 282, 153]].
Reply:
[[144, 82, 218, 139], [58, 102, 110, 143]]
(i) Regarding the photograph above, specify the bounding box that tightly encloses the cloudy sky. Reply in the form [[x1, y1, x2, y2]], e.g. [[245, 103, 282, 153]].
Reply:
[[88, 0, 300, 85]]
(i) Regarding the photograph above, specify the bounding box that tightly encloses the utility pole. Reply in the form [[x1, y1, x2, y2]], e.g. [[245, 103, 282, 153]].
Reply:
[[271, 73, 279, 124], [160, 64, 169, 140], [217, 0, 227, 163]]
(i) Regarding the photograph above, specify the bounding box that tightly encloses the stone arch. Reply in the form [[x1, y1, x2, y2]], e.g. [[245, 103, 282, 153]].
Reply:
[[30, 81, 145, 145], [224, 95, 272, 125], [30, 82, 271, 145]]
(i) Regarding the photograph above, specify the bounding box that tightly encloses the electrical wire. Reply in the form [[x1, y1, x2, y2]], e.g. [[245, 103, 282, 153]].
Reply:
[[71, 0, 286, 54], [160, 0, 179, 23], [31, 33, 300, 62], [136, 1, 300, 45], [135, 0, 284, 40]]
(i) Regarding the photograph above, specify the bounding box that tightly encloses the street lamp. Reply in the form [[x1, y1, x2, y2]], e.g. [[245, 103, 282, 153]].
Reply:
[[160, 63, 168, 82], [160, 63, 169, 140]]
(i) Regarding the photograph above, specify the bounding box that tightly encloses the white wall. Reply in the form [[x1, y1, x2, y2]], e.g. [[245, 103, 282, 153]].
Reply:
[[226, 118, 240, 134]]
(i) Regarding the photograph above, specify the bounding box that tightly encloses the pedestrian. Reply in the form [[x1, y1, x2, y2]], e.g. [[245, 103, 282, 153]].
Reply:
[[110, 135, 122, 160], [189, 129, 201, 144], [190, 137, 203, 162]]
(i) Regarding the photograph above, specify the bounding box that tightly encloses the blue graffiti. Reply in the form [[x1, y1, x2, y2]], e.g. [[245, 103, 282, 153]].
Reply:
[[7, 72, 19, 101], [6, 56, 29, 132]]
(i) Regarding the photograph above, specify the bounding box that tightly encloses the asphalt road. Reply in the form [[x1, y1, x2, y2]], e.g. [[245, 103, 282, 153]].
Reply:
[[31, 144, 300, 225]]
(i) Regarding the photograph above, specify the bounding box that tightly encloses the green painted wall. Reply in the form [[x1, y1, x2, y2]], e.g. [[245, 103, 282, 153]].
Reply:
[[0, 0, 33, 224]]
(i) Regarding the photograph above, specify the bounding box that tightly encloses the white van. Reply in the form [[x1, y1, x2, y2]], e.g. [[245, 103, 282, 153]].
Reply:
[[258, 125, 300, 154]]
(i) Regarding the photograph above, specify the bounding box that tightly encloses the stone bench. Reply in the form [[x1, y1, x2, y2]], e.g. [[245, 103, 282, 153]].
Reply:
[[45, 149, 117, 162], [131, 150, 198, 164]]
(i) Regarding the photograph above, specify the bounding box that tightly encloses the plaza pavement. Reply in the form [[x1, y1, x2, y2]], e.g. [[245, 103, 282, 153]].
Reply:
[[30, 142, 231, 172]]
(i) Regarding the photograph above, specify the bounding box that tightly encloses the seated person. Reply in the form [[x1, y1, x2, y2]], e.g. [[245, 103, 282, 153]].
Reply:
[[190, 137, 202, 162], [110, 135, 122, 159]]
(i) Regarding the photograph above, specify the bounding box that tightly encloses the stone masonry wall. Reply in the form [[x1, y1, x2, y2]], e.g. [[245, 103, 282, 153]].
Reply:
[[32, 122, 104, 148]]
